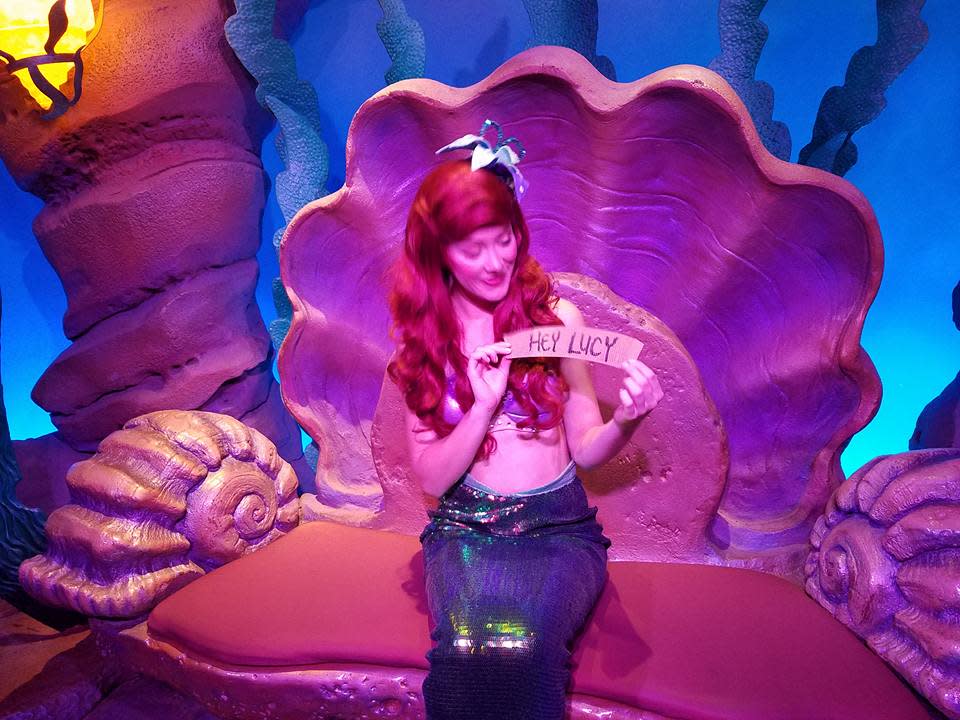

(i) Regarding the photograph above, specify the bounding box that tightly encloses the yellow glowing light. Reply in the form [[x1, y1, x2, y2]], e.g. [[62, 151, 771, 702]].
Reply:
[[0, 0, 103, 111]]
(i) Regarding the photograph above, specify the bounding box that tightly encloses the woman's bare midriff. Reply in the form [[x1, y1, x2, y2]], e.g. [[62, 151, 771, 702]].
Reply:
[[464, 421, 572, 493]]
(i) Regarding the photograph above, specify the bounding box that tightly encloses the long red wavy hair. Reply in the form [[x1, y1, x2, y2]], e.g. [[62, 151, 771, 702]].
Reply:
[[387, 159, 568, 459]]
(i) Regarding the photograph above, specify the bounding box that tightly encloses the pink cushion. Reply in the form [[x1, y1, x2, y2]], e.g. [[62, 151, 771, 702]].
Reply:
[[149, 522, 931, 719], [570, 561, 931, 720], [149, 521, 432, 669]]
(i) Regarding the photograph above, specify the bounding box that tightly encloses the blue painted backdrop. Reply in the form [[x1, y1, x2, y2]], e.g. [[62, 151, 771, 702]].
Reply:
[[1, 0, 957, 478]]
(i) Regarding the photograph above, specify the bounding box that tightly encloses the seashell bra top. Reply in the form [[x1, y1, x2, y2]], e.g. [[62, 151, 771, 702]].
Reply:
[[440, 371, 568, 433]]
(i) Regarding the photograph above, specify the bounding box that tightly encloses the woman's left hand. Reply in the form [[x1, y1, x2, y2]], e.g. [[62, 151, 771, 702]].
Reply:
[[613, 358, 663, 427]]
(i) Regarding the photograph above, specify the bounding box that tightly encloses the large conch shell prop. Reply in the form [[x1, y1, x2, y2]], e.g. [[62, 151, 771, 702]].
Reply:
[[806, 449, 960, 719], [19, 411, 300, 618]]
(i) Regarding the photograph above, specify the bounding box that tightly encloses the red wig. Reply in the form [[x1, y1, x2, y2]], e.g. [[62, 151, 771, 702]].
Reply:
[[387, 159, 568, 459]]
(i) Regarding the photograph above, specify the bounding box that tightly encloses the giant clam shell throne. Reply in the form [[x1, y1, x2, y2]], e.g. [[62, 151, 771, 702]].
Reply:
[[279, 46, 882, 579]]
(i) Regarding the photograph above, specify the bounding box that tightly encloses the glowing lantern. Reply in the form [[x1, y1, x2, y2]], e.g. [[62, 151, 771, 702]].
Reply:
[[0, 0, 104, 119]]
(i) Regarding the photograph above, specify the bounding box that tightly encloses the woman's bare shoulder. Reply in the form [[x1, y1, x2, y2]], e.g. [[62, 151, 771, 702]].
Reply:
[[552, 297, 585, 327]]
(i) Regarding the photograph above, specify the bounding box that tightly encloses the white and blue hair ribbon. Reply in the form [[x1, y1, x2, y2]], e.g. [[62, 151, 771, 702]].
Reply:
[[435, 119, 529, 201]]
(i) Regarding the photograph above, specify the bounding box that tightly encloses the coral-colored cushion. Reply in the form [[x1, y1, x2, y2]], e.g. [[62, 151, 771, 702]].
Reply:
[[570, 561, 930, 720], [149, 521, 431, 669], [149, 522, 930, 719]]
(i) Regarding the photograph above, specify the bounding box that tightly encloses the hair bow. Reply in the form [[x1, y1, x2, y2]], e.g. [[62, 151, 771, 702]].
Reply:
[[435, 119, 529, 200]]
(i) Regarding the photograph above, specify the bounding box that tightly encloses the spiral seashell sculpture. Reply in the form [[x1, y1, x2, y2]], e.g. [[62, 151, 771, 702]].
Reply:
[[806, 448, 960, 719], [19, 410, 300, 619]]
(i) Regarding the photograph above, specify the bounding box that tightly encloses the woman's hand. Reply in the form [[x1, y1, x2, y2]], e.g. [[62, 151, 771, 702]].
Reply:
[[467, 341, 512, 414], [613, 358, 663, 428]]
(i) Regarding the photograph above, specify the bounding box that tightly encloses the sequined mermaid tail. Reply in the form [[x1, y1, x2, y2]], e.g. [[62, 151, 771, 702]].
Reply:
[[419, 464, 610, 720]]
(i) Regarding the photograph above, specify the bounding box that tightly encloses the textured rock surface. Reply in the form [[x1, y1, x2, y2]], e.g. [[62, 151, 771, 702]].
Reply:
[[19, 411, 299, 618], [0, 0, 311, 499], [806, 448, 960, 719], [81, 676, 219, 720], [0, 602, 216, 719], [279, 46, 883, 577]]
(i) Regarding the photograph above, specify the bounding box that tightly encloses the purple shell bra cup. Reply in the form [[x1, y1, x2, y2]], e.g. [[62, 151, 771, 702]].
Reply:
[[440, 372, 567, 434]]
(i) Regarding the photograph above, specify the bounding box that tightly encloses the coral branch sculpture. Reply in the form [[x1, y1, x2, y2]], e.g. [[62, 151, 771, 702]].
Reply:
[[522, 0, 615, 80], [224, 0, 329, 350], [377, 0, 426, 85], [709, 1, 928, 175], [19, 411, 299, 618], [806, 449, 960, 719], [708, 0, 791, 161], [798, 0, 928, 175]]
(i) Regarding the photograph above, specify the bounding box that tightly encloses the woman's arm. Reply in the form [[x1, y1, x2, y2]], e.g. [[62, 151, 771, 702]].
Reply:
[[402, 342, 512, 498], [403, 402, 494, 498], [555, 298, 663, 470]]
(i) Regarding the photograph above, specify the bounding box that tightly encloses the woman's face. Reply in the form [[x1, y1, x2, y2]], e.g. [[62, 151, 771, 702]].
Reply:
[[445, 224, 518, 306]]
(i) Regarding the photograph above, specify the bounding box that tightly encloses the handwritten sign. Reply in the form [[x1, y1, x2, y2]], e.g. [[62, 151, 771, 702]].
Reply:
[[504, 325, 644, 367]]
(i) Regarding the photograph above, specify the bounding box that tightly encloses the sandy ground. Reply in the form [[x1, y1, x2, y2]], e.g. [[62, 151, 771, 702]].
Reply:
[[0, 596, 217, 719], [0, 596, 89, 702]]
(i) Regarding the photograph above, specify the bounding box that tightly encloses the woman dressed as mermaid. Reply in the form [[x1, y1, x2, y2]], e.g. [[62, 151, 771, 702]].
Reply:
[[387, 123, 663, 720]]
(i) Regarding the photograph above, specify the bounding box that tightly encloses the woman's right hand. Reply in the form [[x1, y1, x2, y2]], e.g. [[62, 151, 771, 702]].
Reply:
[[467, 341, 512, 414]]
